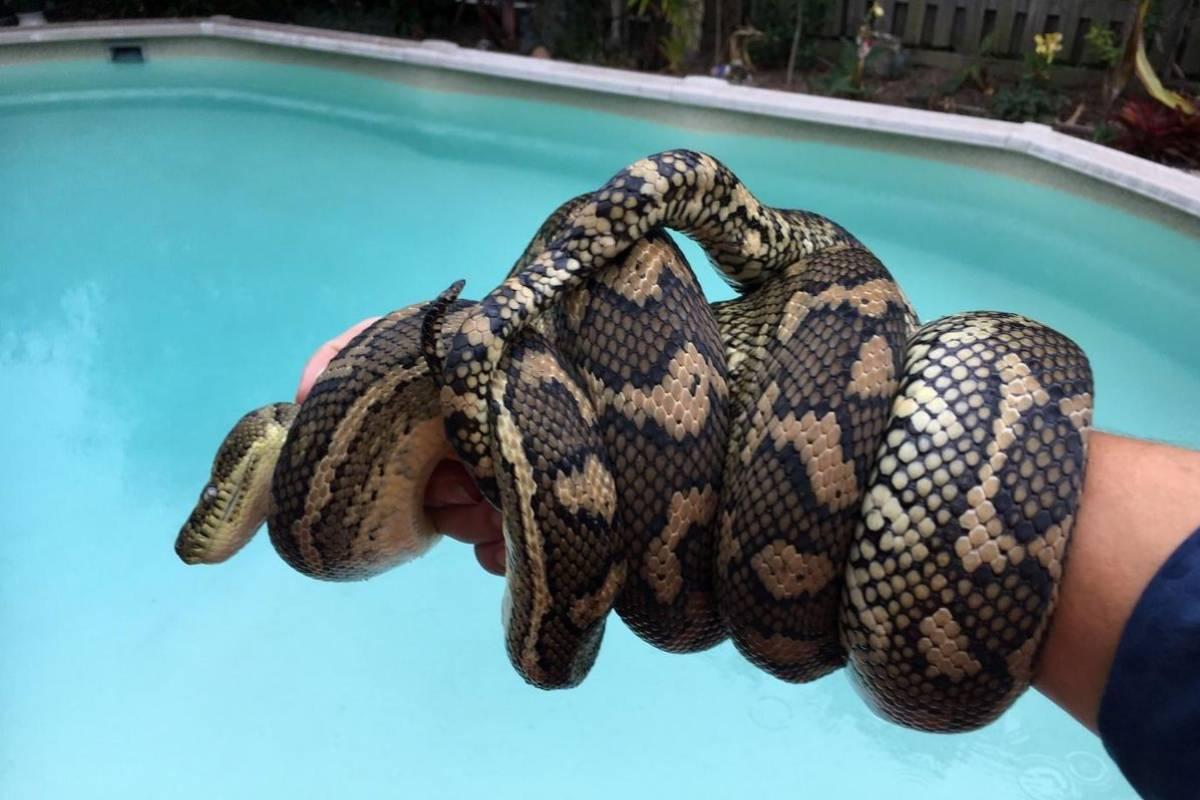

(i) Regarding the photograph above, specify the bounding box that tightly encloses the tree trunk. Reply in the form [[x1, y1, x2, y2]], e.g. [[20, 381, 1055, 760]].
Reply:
[[786, 0, 804, 85], [609, 0, 625, 49], [712, 0, 723, 66], [680, 0, 707, 64]]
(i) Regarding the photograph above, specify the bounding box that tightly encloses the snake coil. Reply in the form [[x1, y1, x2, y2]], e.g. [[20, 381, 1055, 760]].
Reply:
[[178, 150, 1092, 732]]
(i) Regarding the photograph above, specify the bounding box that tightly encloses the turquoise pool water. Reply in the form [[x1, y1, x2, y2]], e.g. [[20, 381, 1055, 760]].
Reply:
[[3, 54, 1199, 799]]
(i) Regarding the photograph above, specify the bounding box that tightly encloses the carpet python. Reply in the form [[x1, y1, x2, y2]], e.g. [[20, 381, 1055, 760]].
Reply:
[[177, 150, 1092, 732]]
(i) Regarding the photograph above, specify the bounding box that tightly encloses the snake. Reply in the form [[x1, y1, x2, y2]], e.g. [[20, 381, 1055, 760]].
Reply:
[[177, 150, 1092, 732]]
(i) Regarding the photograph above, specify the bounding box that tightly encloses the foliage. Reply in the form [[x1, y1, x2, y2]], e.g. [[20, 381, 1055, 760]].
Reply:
[[1083, 23, 1121, 68], [981, 30, 1063, 122], [626, 0, 676, 14], [660, 22, 693, 73], [46, 0, 281, 18], [1091, 122, 1117, 145], [853, 1, 903, 86], [1112, 97, 1200, 166], [1025, 31, 1062, 83], [627, 0, 697, 74], [1108, 0, 1196, 114], [989, 82, 1061, 121], [44, 0, 458, 32], [741, 0, 830, 70], [1032, 31, 1062, 62], [937, 30, 1001, 97], [816, 41, 871, 98], [535, 1, 609, 63]]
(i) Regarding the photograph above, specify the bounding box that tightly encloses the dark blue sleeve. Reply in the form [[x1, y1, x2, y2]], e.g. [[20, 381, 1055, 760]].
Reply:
[[1098, 526, 1200, 800]]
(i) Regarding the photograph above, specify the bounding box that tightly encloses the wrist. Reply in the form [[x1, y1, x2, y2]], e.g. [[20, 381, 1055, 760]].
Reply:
[[1034, 432, 1200, 730]]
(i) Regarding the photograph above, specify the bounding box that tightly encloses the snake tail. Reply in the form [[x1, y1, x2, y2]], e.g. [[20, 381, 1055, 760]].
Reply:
[[421, 279, 466, 377], [439, 149, 861, 498]]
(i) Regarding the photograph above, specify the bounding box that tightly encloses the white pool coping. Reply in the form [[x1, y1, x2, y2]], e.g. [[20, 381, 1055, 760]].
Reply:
[[2, 15, 1198, 218]]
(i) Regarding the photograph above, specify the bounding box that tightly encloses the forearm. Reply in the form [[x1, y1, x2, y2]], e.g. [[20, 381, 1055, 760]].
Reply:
[[302, 323, 1199, 731], [1034, 431, 1200, 731]]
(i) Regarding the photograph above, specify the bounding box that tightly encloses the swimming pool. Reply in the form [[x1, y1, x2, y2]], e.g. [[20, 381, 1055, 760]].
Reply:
[[3, 49, 1198, 799]]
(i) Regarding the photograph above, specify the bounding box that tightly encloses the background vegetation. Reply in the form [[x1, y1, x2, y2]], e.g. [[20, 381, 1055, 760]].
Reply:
[[2, 0, 1196, 166]]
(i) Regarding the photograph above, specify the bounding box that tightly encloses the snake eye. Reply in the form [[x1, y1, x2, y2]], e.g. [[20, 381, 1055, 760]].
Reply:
[[201, 485, 219, 503]]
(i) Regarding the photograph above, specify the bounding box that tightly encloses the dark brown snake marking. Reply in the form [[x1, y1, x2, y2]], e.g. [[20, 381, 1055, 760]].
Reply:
[[178, 150, 1092, 732]]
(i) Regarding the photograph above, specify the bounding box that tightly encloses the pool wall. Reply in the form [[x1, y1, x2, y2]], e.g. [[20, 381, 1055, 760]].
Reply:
[[2, 15, 1198, 225]]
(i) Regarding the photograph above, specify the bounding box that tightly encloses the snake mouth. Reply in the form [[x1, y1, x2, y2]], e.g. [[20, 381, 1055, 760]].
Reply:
[[175, 477, 262, 566], [174, 522, 239, 565], [175, 494, 216, 564], [177, 419, 287, 567], [174, 537, 199, 564], [174, 524, 214, 565]]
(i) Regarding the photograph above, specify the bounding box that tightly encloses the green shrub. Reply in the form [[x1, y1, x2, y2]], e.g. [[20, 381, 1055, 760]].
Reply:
[[1083, 23, 1121, 67], [989, 83, 1061, 121], [743, 0, 829, 70]]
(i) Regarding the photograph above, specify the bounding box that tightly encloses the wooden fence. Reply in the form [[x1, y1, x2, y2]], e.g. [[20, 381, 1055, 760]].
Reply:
[[816, 0, 1200, 77]]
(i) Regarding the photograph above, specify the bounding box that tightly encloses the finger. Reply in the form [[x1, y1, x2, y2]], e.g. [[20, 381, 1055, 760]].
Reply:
[[430, 502, 503, 547], [296, 316, 381, 403], [475, 541, 506, 576], [424, 460, 482, 508]]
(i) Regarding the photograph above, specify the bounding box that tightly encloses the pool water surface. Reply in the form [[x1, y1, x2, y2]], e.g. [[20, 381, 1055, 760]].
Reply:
[[3, 55, 1199, 799]]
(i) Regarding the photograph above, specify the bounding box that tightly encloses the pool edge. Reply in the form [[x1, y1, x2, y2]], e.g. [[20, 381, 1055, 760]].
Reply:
[[1, 15, 1198, 220]]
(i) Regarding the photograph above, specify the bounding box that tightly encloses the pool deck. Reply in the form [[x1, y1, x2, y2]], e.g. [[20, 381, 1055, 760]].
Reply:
[[2, 15, 1198, 218]]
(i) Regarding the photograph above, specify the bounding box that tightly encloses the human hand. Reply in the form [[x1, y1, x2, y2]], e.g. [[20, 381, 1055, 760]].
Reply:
[[296, 317, 506, 576]]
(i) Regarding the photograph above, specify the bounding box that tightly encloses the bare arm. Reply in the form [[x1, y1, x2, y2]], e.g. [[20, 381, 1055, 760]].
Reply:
[[1034, 431, 1200, 731], [299, 322, 1200, 730]]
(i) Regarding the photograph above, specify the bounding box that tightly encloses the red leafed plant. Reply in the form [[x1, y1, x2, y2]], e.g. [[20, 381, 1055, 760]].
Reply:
[[1112, 97, 1200, 168]]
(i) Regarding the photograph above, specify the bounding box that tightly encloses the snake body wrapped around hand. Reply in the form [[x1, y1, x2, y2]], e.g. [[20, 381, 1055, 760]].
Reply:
[[177, 151, 1092, 732]]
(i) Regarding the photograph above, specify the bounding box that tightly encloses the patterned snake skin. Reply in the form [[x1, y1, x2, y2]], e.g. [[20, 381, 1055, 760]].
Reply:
[[177, 150, 1092, 732]]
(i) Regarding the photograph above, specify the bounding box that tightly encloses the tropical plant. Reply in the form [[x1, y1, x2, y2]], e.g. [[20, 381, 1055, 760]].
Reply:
[[1107, 0, 1196, 114], [1027, 31, 1062, 84], [741, 0, 830, 70], [853, 1, 883, 86], [936, 30, 1001, 99], [989, 82, 1062, 121], [852, 1, 903, 88], [817, 41, 871, 98], [627, 0, 699, 74], [1113, 97, 1200, 166], [1083, 23, 1121, 68], [985, 30, 1065, 122]]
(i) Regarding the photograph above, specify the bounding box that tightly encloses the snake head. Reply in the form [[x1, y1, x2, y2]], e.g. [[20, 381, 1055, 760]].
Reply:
[[420, 279, 466, 380], [175, 403, 297, 565]]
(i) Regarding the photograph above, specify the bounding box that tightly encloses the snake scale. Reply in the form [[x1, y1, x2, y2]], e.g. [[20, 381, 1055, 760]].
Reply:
[[177, 150, 1092, 732]]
